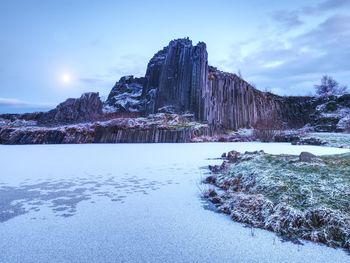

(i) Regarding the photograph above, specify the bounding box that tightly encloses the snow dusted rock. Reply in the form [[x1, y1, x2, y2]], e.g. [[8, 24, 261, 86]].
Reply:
[[227, 150, 240, 162], [0, 118, 9, 127], [0, 113, 213, 144], [0, 93, 103, 126], [337, 116, 350, 131], [311, 95, 350, 132], [299, 152, 316, 162], [43, 92, 103, 124], [105, 76, 146, 113]]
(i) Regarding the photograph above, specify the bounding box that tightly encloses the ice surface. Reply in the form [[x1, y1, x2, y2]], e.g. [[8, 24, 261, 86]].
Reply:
[[0, 142, 348, 262]]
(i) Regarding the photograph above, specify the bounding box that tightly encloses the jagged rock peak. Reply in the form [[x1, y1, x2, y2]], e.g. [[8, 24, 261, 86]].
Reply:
[[48, 92, 103, 124], [105, 75, 145, 113], [148, 38, 206, 65], [169, 37, 193, 47]]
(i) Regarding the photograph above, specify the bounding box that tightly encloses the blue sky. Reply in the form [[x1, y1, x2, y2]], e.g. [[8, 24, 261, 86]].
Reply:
[[0, 0, 349, 113]]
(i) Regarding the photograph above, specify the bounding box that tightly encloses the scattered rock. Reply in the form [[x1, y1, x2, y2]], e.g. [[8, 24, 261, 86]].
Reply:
[[204, 175, 216, 184], [227, 150, 240, 162], [299, 152, 317, 162], [293, 137, 326, 146]]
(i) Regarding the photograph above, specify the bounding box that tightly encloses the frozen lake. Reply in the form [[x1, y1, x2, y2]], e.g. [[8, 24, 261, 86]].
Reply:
[[0, 142, 349, 262]]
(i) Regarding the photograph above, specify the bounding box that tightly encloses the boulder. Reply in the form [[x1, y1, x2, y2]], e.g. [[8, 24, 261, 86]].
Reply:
[[299, 152, 317, 162], [227, 150, 240, 162]]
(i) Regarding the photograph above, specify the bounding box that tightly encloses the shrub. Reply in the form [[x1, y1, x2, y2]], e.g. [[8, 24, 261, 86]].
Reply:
[[253, 111, 283, 142]]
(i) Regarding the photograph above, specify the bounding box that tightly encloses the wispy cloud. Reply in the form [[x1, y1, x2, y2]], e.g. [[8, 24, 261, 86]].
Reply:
[[271, 0, 350, 29], [302, 0, 350, 15], [271, 10, 303, 29], [220, 14, 350, 95], [79, 77, 105, 84], [0, 97, 54, 108]]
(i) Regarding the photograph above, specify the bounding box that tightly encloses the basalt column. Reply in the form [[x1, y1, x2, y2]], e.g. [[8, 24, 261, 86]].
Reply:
[[143, 38, 208, 119]]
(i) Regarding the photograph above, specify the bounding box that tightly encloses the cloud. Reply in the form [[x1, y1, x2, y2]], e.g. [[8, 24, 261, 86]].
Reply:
[[0, 97, 54, 108], [271, 0, 350, 30], [302, 0, 350, 15], [271, 10, 303, 29], [220, 14, 350, 95], [79, 77, 104, 84], [107, 54, 148, 80]]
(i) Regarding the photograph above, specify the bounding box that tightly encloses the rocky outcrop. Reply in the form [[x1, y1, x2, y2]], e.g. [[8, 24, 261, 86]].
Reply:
[[40, 92, 103, 124], [0, 113, 213, 144], [106, 38, 320, 130], [105, 76, 145, 113], [2, 38, 350, 145], [0, 92, 103, 126], [142, 38, 208, 119], [205, 67, 316, 130], [310, 95, 350, 132]]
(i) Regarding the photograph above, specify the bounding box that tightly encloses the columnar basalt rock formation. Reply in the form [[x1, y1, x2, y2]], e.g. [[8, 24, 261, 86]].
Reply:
[[105, 38, 322, 130], [0, 114, 213, 144], [1, 37, 350, 144], [109, 38, 318, 130], [205, 68, 316, 130], [205, 68, 279, 129], [141, 38, 208, 119]]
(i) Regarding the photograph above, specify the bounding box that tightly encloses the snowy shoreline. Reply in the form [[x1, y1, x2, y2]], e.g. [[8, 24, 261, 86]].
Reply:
[[204, 149, 350, 250], [0, 143, 349, 262]]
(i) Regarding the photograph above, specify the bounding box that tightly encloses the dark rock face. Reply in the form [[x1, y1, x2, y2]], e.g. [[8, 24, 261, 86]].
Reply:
[[142, 38, 208, 118], [2, 38, 350, 145], [105, 76, 146, 112], [205, 68, 316, 130], [0, 92, 103, 126], [42, 92, 103, 124], [310, 95, 350, 132], [105, 38, 322, 131], [0, 114, 213, 144]]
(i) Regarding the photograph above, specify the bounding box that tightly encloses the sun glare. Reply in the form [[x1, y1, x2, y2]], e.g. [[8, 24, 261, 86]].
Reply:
[[61, 73, 71, 84]]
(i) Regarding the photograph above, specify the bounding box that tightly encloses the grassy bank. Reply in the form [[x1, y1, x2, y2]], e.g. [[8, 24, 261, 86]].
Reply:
[[204, 151, 350, 249]]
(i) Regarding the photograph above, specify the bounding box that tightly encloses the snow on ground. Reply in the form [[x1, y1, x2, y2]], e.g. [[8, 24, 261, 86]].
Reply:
[[307, 132, 350, 148], [0, 142, 349, 262]]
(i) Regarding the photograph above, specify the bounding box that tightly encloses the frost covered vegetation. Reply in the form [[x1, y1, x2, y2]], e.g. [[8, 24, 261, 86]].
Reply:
[[204, 151, 350, 249], [305, 133, 350, 149]]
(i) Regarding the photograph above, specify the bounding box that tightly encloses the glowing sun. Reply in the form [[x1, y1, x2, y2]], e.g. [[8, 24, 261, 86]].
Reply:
[[61, 73, 71, 83]]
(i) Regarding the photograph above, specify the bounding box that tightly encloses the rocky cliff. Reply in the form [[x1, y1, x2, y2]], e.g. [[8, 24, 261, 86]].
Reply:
[[141, 38, 208, 119], [310, 94, 350, 132], [106, 76, 145, 113], [0, 114, 212, 144], [105, 38, 321, 130], [1, 37, 350, 145], [204, 68, 315, 130], [0, 92, 103, 125]]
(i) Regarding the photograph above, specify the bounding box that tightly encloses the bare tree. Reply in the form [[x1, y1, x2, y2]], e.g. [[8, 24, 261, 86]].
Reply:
[[315, 75, 348, 97]]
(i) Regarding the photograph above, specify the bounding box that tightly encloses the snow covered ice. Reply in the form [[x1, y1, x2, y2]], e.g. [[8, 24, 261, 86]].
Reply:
[[0, 142, 349, 262]]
